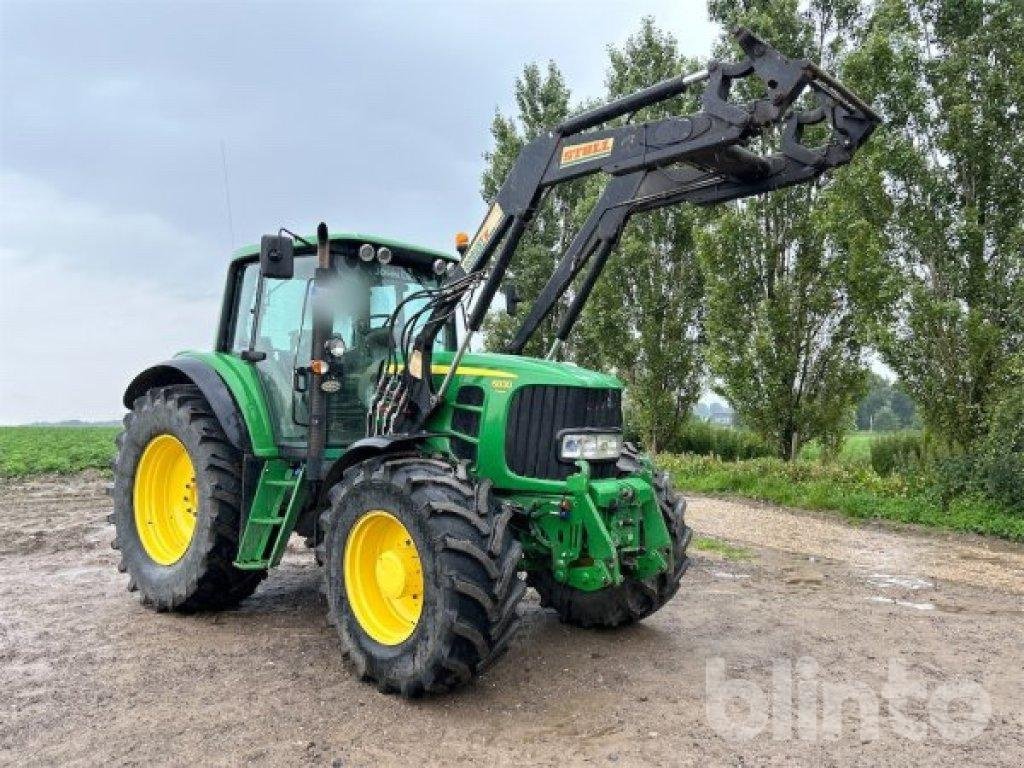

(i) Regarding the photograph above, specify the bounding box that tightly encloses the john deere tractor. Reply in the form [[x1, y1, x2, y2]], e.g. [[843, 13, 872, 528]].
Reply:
[[111, 29, 877, 695]]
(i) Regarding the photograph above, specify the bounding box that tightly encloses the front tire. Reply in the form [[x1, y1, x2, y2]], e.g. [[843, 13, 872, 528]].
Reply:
[[319, 455, 525, 696], [529, 446, 691, 628], [111, 385, 266, 611]]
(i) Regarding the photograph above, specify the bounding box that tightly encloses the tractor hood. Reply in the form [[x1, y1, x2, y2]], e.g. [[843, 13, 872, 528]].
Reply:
[[429, 350, 622, 390]]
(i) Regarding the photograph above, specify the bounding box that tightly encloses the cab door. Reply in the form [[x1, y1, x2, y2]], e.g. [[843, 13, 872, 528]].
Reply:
[[229, 257, 314, 448]]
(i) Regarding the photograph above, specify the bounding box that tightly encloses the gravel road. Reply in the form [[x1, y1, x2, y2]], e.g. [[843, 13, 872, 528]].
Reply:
[[1, 472, 1021, 767]]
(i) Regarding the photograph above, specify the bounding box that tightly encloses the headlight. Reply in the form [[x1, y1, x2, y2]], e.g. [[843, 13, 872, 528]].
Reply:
[[559, 432, 622, 462], [324, 337, 347, 357]]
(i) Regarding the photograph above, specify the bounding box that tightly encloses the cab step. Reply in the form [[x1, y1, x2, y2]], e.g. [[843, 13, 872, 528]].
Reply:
[[234, 460, 306, 570]]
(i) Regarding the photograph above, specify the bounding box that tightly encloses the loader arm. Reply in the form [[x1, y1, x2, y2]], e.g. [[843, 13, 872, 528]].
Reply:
[[368, 26, 879, 435]]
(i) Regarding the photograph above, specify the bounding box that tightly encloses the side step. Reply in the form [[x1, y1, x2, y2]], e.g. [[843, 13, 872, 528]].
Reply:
[[234, 460, 306, 570]]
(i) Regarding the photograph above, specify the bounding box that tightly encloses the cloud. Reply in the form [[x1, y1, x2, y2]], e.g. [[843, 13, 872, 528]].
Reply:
[[0, 171, 223, 291], [0, 174, 221, 423], [0, 1, 719, 423]]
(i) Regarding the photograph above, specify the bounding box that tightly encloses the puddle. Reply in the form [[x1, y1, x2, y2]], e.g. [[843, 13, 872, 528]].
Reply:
[[866, 596, 935, 611], [866, 573, 934, 591], [782, 567, 825, 585]]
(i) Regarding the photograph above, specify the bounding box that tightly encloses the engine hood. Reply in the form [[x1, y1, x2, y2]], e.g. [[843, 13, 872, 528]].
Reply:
[[429, 350, 622, 390]]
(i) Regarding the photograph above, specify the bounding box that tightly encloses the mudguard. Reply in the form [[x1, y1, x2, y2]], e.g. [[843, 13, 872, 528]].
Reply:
[[328, 433, 439, 476], [317, 433, 440, 502], [123, 358, 250, 451]]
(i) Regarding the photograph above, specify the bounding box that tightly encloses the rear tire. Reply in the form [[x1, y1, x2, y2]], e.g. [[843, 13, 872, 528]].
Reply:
[[319, 454, 525, 696], [110, 385, 266, 611], [528, 444, 691, 628]]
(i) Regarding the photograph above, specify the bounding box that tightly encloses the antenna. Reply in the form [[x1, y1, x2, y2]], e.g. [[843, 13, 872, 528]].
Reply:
[[219, 139, 235, 249]]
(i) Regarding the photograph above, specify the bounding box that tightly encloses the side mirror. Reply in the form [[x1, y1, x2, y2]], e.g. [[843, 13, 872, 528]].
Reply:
[[502, 283, 521, 316], [259, 235, 294, 279]]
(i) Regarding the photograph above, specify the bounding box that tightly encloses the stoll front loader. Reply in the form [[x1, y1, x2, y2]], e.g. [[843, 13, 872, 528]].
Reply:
[[111, 29, 877, 695]]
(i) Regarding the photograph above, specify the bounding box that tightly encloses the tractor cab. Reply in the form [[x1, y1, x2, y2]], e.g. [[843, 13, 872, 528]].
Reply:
[[216, 234, 457, 450]]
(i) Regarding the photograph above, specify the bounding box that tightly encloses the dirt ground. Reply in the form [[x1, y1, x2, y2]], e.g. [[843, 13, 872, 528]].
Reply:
[[1, 472, 1022, 767]]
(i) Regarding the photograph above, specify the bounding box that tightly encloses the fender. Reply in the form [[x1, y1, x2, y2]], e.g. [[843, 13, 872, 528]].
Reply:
[[123, 358, 250, 451], [317, 433, 440, 502]]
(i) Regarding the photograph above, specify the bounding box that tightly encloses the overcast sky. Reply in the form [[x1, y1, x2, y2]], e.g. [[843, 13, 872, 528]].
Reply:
[[0, 0, 718, 424]]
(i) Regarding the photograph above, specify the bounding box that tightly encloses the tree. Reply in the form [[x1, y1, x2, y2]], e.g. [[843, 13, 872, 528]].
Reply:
[[699, 0, 894, 459], [479, 19, 708, 452], [479, 62, 583, 357], [572, 18, 707, 452], [889, 381, 919, 428], [855, 372, 892, 429], [843, 0, 1024, 449], [855, 372, 920, 429], [872, 406, 900, 431]]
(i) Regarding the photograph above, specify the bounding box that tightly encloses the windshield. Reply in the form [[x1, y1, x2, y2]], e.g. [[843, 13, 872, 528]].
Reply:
[[293, 258, 453, 374], [320, 261, 451, 352], [286, 257, 453, 445]]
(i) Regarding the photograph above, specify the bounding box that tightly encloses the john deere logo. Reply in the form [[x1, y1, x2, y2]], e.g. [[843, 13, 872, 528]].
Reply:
[[560, 137, 614, 168]]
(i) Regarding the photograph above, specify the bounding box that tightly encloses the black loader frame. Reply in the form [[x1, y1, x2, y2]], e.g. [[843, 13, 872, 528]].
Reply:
[[361, 27, 878, 444]]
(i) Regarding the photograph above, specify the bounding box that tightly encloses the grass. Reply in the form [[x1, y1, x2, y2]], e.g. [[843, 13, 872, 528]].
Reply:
[[3, 425, 1019, 543], [691, 536, 755, 561], [659, 453, 1024, 542], [799, 430, 875, 465], [0, 426, 118, 477]]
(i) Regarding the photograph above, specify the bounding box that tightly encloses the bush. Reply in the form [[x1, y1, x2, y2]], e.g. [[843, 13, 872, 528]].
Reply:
[[657, 452, 1024, 541], [663, 419, 774, 461], [979, 384, 1024, 515], [870, 431, 925, 477], [924, 385, 1023, 518]]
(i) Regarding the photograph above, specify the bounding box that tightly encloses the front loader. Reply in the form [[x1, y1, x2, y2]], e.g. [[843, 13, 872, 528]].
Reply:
[[111, 28, 878, 696]]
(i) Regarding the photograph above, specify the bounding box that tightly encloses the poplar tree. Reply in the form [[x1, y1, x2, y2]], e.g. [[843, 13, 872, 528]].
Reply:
[[699, 0, 893, 458], [573, 19, 707, 452], [843, 0, 1024, 449]]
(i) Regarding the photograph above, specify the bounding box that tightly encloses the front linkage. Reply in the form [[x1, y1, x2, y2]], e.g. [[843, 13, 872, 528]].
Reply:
[[515, 459, 672, 592]]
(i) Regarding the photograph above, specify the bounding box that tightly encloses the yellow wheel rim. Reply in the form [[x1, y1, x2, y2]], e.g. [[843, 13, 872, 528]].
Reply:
[[133, 434, 197, 566], [343, 510, 423, 645]]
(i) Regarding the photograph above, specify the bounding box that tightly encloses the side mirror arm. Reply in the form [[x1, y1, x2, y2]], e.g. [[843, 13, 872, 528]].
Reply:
[[240, 349, 266, 363]]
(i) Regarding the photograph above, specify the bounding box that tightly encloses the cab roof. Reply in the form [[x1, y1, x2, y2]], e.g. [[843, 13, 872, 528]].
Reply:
[[230, 231, 458, 265]]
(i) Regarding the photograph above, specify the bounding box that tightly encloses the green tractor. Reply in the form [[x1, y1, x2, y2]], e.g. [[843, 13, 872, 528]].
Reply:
[[111, 29, 877, 695]]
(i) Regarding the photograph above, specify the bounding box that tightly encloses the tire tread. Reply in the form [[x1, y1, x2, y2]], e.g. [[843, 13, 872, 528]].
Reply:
[[320, 454, 524, 696]]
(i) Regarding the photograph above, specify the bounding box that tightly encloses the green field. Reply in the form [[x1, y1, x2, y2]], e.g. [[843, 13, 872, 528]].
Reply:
[[798, 430, 874, 464], [0, 426, 119, 477], [3, 425, 1019, 542]]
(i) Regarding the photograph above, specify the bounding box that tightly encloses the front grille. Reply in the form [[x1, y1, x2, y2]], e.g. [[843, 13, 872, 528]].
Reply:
[[505, 385, 622, 480]]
